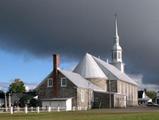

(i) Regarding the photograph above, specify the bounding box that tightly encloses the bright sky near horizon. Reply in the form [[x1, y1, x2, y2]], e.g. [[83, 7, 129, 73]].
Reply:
[[0, 50, 77, 91]]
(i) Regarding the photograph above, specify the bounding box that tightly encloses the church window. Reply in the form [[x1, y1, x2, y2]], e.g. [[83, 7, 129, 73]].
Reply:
[[47, 78, 53, 87], [118, 52, 121, 59], [61, 77, 67, 87], [113, 52, 117, 59]]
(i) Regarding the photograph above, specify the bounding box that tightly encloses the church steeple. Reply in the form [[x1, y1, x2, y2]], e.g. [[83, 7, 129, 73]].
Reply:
[[111, 14, 125, 73], [114, 13, 119, 43]]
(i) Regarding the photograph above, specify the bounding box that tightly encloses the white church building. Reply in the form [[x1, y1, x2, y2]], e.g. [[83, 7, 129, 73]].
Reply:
[[36, 15, 138, 110]]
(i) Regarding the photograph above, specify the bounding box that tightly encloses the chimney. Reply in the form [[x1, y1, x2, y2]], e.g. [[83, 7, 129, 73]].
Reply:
[[53, 54, 60, 97], [53, 54, 60, 71]]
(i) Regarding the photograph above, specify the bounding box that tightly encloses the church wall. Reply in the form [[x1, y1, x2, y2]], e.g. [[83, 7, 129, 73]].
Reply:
[[87, 78, 107, 91], [93, 92, 126, 108], [117, 80, 138, 106], [134, 86, 138, 106], [114, 94, 126, 108], [76, 88, 93, 110]]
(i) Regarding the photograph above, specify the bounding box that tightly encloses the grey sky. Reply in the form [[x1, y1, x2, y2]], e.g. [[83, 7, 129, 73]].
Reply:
[[0, 0, 159, 85]]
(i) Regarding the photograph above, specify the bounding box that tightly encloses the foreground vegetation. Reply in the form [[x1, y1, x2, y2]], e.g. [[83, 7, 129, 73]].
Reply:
[[0, 110, 159, 120]]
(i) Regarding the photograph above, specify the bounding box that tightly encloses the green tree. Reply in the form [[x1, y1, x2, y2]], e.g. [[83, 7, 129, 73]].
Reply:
[[8, 79, 26, 93], [0, 90, 4, 98], [19, 90, 40, 107], [145, 90, 157, 101]]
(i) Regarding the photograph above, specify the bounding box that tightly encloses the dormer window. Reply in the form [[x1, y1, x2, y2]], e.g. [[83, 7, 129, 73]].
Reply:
[[47, 78, 53, 87], [61, 77, 67, 87]]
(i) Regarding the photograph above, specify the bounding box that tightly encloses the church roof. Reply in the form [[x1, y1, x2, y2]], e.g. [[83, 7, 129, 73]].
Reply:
[[59, 69, 104, 92], [73, 53, 107, 79], [73, 53, 137, 86], [92, 56, 138, 85]]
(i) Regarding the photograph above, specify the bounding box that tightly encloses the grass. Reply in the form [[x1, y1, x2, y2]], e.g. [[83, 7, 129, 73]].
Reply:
[[0, 111, 159, 120]]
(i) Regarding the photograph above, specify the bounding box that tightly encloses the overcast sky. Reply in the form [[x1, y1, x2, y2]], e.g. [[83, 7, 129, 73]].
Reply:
[[0, 0, 159, 90]]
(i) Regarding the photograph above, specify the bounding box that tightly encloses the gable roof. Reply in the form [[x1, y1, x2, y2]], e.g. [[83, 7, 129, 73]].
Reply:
[[59, 69, 104, 92], [73, 53, 107, 79], [92, 55, 138, 85], [73, 53, 137, 86], [35, 69, 104, 92], [35, 71, 53, 90]]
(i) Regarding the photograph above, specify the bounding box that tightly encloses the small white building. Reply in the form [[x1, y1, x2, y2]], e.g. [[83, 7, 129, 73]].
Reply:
[[138, 90, 152, 105], [41, 98, 72, 111]]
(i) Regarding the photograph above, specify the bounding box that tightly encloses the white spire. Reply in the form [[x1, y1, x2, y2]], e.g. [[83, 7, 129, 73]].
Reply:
[[114, 13, 119, 44], [111, 14, 125, 73]]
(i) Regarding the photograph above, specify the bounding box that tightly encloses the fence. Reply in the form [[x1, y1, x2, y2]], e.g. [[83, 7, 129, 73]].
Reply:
[[0, 106, 70, 114]]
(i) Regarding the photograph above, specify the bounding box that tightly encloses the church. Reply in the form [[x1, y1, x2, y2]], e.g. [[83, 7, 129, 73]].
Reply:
[[36, 15, 138, 110]]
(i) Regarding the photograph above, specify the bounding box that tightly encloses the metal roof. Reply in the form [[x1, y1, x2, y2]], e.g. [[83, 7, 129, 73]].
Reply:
[[59, 69, 105, 92], [73, 53, 107, 79], [92, 55, 138, 85], [73, 53, 137, 85]]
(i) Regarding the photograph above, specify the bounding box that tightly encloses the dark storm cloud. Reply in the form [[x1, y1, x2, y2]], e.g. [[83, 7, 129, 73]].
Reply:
[[0, 0, 159, 85]]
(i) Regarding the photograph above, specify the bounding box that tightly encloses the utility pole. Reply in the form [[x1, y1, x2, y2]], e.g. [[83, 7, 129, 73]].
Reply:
[[4, 92, 7, 112], [8, 93, 11, 108], [109, 79, 111, 109]]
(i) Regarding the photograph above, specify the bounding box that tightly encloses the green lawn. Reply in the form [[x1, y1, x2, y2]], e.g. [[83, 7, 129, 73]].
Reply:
[[0, 111, 159, 120]]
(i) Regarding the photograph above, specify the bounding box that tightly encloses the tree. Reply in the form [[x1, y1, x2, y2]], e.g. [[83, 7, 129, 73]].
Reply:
[[8, 79, 26, 93], [145, 90, 157, 102], [19, 90, 41, 107], [29, 98, 41, 107], [19, 94, 32, 107], [0, 90, 4, 98]]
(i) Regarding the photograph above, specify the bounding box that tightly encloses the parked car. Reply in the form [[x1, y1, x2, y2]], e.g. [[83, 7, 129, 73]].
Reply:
[[147, 102, 159, 107]]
